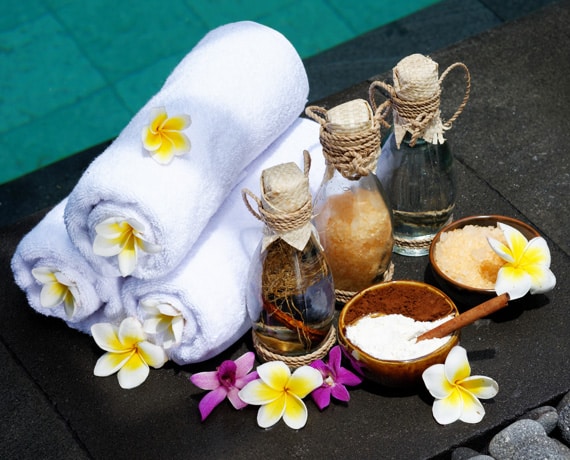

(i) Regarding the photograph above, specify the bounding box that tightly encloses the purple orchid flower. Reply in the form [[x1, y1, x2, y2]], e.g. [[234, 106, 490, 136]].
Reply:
[[190, 351, 258, 421], [310, 345, 363, 410]]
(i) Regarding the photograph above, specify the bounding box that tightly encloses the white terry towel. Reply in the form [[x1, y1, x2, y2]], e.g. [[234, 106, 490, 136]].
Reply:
[[121, 118, 325, 364], [11, 200, 123, 334], [64, 21, 309, 280]]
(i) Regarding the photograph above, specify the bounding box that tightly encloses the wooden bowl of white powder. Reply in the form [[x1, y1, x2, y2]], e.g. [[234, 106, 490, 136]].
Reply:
[[429, 215, 540, 306], [337, 280, 459, 388]]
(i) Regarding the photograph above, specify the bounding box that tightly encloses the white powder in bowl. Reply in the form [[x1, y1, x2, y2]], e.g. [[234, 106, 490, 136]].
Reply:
[[345, 313, 454, 361]]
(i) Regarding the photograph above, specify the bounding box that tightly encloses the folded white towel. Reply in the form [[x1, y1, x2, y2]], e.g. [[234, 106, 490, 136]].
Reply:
[[121, 118, 324, 364], [64, 21, 309, 280], [11, 200, 123, 334]]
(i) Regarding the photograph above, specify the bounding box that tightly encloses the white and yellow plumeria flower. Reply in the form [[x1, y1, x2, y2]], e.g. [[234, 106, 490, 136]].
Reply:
[[238, 361, 323, 430], [93, 217, 161, 277], [422, 346, 498, 425], [91, 317, 168, 389], [142, 106, 191, 164], [140, 298, 184, 349], [31, 267, 79, 318], [487, 222, 556, 300]]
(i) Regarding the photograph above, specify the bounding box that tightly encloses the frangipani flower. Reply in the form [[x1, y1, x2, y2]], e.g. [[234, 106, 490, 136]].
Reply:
[[142, 106, 191, 164], [487, 222, 556, 300], [422, 346, 498, 425], [190, 352, 258, 421], [310, 345, 362, 410], [91, 317, 168, 389], [93, 216, 161, 277], [238, 361, 323, 430], [31, 267, 79, 318], [140, 298, 184, 349]]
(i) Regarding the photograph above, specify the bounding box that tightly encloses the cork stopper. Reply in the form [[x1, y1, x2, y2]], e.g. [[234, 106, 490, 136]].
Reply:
[[392, 53, 445, 147], [326, 99, 373, 133], [241, 152, 316, 252], [261, 162, 309, 214]]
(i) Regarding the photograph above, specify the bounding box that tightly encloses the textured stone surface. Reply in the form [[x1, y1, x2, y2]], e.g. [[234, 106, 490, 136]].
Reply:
[[1, 2, 569, 459], [489, 419, 570, 459], [520, 406, 559, 434]]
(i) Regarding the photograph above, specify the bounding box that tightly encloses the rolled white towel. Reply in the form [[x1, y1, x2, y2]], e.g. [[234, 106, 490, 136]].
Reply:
[[121, 118, 324, 364], [11, 200, 123, 334], [64, 21, 309, 280]]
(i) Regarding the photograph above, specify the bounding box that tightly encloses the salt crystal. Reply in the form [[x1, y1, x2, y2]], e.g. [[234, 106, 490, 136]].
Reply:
[[345, 313, 454, 361]]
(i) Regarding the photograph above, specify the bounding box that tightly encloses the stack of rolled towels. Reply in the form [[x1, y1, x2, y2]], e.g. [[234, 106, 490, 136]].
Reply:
[[11, 21, 326, 365]]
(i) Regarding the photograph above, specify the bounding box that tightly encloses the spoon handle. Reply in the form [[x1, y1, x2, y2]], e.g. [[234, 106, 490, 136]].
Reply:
[[416, 293, 510, 341]]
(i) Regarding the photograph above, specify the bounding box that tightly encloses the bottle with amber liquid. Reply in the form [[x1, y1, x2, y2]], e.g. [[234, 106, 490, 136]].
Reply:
[[305, 99, 394, 304], [242, 152, 336, 362], [370, 54, 471, 256]]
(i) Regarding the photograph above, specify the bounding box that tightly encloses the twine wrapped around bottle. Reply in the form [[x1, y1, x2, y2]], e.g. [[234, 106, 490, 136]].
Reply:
[[369, 54, 471, 148], [242, 151, 336, 368], [305, 99, 390, 179]]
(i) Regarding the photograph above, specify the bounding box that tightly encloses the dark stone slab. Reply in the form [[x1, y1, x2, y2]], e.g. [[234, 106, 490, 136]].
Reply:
[[1, 2, 569, 459]]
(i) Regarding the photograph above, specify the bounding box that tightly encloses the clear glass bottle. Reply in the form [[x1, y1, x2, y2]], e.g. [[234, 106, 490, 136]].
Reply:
[[371, 54, 470, 256], [306, 99, 394, 302], [377, 132, 455, 256], [243, 155, 335, 357], [313, 166, 393, 294]]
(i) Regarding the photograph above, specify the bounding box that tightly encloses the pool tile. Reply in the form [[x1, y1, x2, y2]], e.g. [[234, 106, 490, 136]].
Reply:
[[50, 0, 208, 82], [0, 13, 106, 130], [0, 88, 131, 184], [0, 0, 46, 32], [187, 0, 293, 28]]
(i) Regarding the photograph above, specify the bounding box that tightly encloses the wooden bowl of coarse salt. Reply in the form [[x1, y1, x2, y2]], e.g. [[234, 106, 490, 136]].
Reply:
[[429, 215, 540, 307], [337, 280, 460, 388]]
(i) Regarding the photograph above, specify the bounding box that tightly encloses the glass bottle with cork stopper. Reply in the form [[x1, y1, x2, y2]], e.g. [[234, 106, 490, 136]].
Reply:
[[370, 53, 471, 257], [305, 99, 394, 304], [242, 151, 336, 367]]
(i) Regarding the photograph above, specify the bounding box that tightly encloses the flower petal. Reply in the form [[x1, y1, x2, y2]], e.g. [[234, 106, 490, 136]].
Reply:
[[432, 388, 463, 425], [238, 379, 281, 406], [335, 367, 363, 387], [257, 394, 286, 429], [117, 245, 137, 277], [93, 234, 123, 257], [460, 375, 499, 400], [311, 386, 332, 410], [487, 236, 514, 264], [94, 350, 133, 377], [162, 114, 191, 131], [150, 147, 175, 165], [226, 387, 248, 410], [31, 267, 57, 284], [445, 346, 471, 384], [118, 317, 145, 347], [191, 370, 221, 391], [197, 387, 228, 421], [282, 393, 309, 430], [142, 126, 162, 151], [457, 388, 486, 423], [495, 265, 532, 300], [137, 341, 168, 369], [330, 382, 351, 403], [522, 236, 551, 267], [91, 323, 123, 352], [234, 352, 256, 379], [327, 345, 342, 372], [117, 353, 150, 389], [499, 222, 529, 262], [39, 282, 67, 308], [422, 363, 453, 399], [287, 366, 323, 398], [257, 361, 291, 391]]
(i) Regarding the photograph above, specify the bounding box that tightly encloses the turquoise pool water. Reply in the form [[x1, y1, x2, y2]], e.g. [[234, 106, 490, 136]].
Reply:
[[0, 0, 439, 185]]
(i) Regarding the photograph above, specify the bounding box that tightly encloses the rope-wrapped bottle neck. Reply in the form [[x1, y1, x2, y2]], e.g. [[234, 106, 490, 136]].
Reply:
[[242, 151, 317, 252], [305, 99, 389, 180], [369, 54, 471, 149]]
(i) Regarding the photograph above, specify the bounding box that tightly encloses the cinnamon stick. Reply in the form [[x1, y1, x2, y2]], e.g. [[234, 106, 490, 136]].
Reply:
[[416, 293, 510, 341]]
